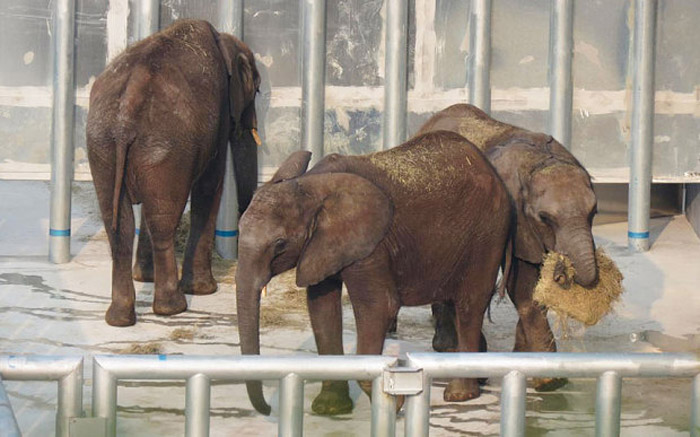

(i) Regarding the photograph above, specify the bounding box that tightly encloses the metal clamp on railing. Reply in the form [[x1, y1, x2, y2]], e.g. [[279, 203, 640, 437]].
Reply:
[[383, 367, 424, 396]]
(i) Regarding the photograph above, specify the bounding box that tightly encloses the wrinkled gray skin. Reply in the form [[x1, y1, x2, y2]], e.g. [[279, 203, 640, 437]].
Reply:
[[87, 20, 260, 326], [416, 104, 598, 391], [236, 131, 512, 416]]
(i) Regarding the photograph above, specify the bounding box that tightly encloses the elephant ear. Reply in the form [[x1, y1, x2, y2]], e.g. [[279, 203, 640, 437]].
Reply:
[[268, 151, 312, 183], [217, 34, 255, 125], [296, 174, 393, 287]]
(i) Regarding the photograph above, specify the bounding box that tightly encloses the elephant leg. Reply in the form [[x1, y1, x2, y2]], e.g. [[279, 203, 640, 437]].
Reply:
[[508, 259, 567, 392], [307, 277, 353, 416], [431, 302, 458, 352], [179, 156, 225, 295], [231, 136, 258, 215], [133, 208, 154, 282]]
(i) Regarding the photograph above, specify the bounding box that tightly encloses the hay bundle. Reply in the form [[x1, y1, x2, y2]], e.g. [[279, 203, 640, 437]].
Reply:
[[533, 248, 623, 326]]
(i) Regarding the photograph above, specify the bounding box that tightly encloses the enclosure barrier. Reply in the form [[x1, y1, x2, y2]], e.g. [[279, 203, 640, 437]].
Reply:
[[547, 0, 574, 149], [468, 0, 492, 115], [382, 0, 409, 150], [0, 355, 83, 437], [403, 352, 700, 437]]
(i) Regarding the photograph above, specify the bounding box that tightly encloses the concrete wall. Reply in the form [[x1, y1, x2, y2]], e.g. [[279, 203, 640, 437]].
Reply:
[[686, 184, 700, 239]]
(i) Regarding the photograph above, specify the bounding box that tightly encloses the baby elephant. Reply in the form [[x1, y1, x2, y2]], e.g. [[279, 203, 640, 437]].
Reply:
[[236, 131, 512, 416], [87, 19, 261, 326]]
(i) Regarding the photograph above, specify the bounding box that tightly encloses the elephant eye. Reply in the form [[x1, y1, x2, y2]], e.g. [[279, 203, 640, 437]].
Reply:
[[539, 212, 554, 225], [273, 238, 287, 254]]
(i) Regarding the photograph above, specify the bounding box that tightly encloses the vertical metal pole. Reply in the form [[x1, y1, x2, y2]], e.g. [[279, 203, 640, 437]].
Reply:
[[138, 0, 160, 40], [371, 376, 396, 437], [404, 375, 430, 437], [48, 0, 76, 264], [56, 362, 83, 437], [595, 371, 622, 437], [468, 0, 492, 114], [215, 0, 244, 259], [500, 371, 527, 437], [300, 0, 327, 165], [93, 363, 118, 437], [548, 0, 574, 148], [691, 374, 700, 437], [0, 377, 21, 437], [185, 374, 211, 437], [382, 0, 408, 150], [628, 0, 657, 252], [278, 373, 304, 437]]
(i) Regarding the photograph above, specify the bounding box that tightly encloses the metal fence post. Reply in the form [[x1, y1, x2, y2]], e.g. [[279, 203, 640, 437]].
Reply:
[[56, 359, 84, 437], [185, 373, 211, 437], [215, 0, 244, 259], [404, 374, 430, 437], [0, 376, 21, 437], [278, 373, 304, 437], [596, 371, 622, 437], [300, 0, 327, 165], [548, 0, 574, 148], [371, 376, 396, 437], [382, 0, 408, 150], [691, 374, 699, 437], [138, 0, 160, 40], [48, 0, 76, 264], [468, 0, 492, 114], [628, 0, 657, 252], [93, 360, 118, 437], [500, 371, 527, 437]]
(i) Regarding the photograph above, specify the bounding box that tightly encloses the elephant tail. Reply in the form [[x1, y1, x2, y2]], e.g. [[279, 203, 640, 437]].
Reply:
[[496, 235, 513, 300]]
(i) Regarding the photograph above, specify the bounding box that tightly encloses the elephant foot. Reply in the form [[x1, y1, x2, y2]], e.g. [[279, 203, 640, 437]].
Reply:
[[153, 292, 188, 316], [105, 303, 136, 327], [311, 381, 353, 416], [432, 332, 458, 353], [179, 276, 218, 295], [533, 377, 568, 392], [444, 378, 480, 402], [132, 263, 154, 283]]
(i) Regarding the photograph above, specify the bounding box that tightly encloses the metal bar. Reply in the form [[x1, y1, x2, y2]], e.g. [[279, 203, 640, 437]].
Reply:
[[628, 0, 658, 252], [548, 0, 574, 148], [404, 373, 430, 437], [404, 353, 700, 378], [500, 371, 527, 437], [691, 374, 699, 437], [278, 373, 304, 437], [382, 0, 409, 150], [48, 0, 76, 264], [0, 377, 21, 437], [300, 0, 327, 165], [185, 374, 211, 437], [57, 361, 84, 437], [215, 0, 244, 259], [371, 375, 396, 437], [93, 360, 118, 437], [595, 371, 622, 437], [138, 0, 160, 39], [468, 0, 492, 114]]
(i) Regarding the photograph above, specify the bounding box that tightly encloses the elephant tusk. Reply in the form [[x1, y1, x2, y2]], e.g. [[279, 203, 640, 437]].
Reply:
[[251, 128, 262, 146], [261, 285, 267, 298]]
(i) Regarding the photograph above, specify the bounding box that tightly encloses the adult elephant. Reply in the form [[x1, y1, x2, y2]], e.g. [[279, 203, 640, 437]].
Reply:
[[87, 19, 261, 326], [416, 104, 598, 392], [236, 131, 512, 416]]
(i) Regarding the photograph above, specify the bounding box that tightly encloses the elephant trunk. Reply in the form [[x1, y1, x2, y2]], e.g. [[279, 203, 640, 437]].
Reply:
[[236, 271, 271, 415], [555, 220, 598, 287]]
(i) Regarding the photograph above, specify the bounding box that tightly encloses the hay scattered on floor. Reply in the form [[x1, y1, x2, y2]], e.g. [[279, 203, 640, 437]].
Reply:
[[260, 269, 309, 328], [533, 248, 624, 327], [169, 328, 195, 341], [120, 342, 163, 355]]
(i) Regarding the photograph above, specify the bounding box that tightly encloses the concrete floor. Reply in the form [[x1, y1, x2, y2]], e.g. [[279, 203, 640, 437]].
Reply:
[[0, 181, 698, 436]]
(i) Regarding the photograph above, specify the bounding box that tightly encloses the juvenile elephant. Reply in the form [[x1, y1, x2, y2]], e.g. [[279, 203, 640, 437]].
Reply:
[[416, 104, 598, 391], [87, 19, 261, 326], [236, 131, 512, 415]]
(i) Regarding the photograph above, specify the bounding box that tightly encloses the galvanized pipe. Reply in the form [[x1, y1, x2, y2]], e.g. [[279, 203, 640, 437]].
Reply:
[[628, 0, 658, 252], [371, 375, 396, 437], [215, 0, 244, 259], [548, 0, 574, 148], [0, 377, 21, 437], [93, 361, 118, 437], [382, 0, 408, 150], [691, 374, 699, 437], [138, 0, 160, 40], [279, 373, 304, 437], [404, 373, 430, 437], [48, 0, 76, 264], [57, 362, 84, 437], [468, 0, 492, 114], [300, 0, 327, 165], [595, 371, 622, 437], [500, 371, 527, 437], [185, 374, 211, 437]]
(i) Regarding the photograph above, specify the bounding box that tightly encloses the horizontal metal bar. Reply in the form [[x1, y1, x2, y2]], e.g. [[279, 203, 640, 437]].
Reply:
[[0, 355, 83, 381], [0, 377, 21, 437], [406, 353, 700, 378], [93, 355, 398, 380]]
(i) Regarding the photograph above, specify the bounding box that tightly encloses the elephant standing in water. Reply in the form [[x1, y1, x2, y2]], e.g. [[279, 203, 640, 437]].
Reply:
[[416, 104, 598, 391], [236, 131, 512, 415], [87, 20, 261, 326]]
